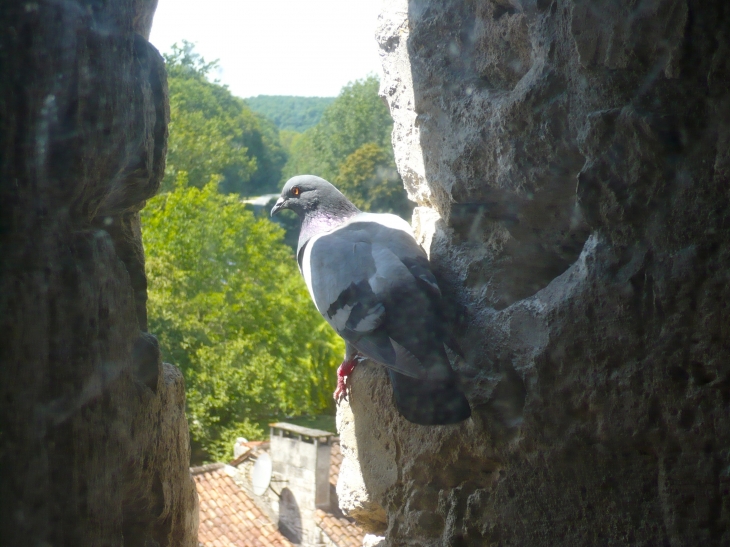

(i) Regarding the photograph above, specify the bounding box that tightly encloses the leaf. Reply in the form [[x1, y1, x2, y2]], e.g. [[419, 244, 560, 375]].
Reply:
[[282, 76, 413, 217], [142, 178, 343, 462]]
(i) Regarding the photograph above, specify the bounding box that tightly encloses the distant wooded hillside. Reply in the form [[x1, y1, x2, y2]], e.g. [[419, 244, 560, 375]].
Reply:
[[163, 43, 286, 196], [245, 95, 335, 132]]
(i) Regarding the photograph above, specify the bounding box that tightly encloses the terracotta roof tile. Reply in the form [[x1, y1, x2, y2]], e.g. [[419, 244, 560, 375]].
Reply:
[[193, 464, 292, 547], [315, 509, 366, 547]]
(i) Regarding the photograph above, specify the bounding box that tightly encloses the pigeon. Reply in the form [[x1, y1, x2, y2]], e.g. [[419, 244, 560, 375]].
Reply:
[[271, 175, 471, 425]]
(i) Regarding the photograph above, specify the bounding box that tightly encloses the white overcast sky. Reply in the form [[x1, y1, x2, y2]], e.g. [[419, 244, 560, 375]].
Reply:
[[149, 0, 383, 98]]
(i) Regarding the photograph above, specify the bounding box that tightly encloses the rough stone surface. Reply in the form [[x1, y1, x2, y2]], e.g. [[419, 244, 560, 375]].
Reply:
[[0, 1, 198, 545], [337, 390, 391, 533], [363, 534, 387, 547], [337, 0, 730, 545]]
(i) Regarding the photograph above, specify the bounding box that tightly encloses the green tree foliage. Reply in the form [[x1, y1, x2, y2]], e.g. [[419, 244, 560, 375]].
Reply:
[[335, 143, 411, 216], [281, 129, 328, 182], [278, 129, 302, 156], [147, 49, 410, 464], [245, 95, 336, 132], [282, 76, 412, 218], [143, 176, 343, 461], [164, 42, 286, 195]]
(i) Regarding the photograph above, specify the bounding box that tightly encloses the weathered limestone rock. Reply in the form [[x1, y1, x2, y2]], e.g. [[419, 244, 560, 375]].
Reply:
[[336, 377, 392, 532], [338, 0, 730, 545], [0, 1, 198, 545]]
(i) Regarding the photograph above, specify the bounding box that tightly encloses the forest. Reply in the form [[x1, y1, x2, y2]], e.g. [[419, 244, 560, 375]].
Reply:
[[245, 95, 335, 132], [143, 43, 412, 462]]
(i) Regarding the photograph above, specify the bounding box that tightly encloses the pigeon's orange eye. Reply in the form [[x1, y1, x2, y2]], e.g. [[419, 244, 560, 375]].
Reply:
[[291, 187, 301, 197]]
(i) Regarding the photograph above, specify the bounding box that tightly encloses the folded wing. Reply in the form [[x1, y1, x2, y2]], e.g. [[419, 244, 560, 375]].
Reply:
[[299, 219, 426, 379], [300, 214, 471, 425]]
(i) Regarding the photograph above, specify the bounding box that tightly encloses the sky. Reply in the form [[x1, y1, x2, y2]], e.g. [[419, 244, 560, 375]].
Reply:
[[149, 0, 383, 99]]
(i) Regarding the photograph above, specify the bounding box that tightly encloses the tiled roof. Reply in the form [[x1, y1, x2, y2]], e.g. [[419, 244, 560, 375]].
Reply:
[[192, 438, 364, 547], [320, 441, 365, 547], [315, 509, 366, 547], [192, 463, 292, 547]]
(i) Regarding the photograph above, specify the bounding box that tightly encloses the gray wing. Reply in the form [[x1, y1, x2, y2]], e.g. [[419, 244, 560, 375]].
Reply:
[[300, 222, 427, 379]]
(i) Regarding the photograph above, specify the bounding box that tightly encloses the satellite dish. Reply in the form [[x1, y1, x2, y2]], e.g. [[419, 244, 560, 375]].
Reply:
[[251, 452, 272, 496]]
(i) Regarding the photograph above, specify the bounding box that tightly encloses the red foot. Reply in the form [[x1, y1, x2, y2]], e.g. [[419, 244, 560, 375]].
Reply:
[[334, 359, 358, 402]]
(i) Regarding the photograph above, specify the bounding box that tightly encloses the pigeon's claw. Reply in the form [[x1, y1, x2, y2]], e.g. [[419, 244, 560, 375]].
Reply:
[[334, 358, 359, 402]]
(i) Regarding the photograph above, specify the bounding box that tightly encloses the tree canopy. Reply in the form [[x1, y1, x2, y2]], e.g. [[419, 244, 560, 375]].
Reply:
[[335, 143, 411, 215], [143, 177, 343, 462], [163, 42, 286, 196], [144, 51, 410, 463], [245, 95, 335, 132], [282, 76, 412, 218]]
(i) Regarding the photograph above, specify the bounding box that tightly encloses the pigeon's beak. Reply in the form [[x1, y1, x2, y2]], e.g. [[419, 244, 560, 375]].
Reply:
[[270, 197, 286, 217]]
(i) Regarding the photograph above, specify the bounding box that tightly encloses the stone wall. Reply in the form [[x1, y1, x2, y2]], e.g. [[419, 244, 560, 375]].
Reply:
[[338, 0, 730, 545], [0, 1, 198, 545]]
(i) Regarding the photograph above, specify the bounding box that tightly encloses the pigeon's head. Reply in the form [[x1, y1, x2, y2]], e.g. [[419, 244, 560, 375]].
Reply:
[[271, 175, 358, 219]]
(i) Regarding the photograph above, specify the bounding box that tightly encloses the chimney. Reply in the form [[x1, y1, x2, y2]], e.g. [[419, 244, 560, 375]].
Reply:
[[269, 422, 334, 545]]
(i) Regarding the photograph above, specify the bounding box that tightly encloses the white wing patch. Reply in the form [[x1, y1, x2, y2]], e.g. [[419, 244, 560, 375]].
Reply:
[[353, 302, 385, 332], [328, 302, 384, 334], [329, 304, 353, 331]]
